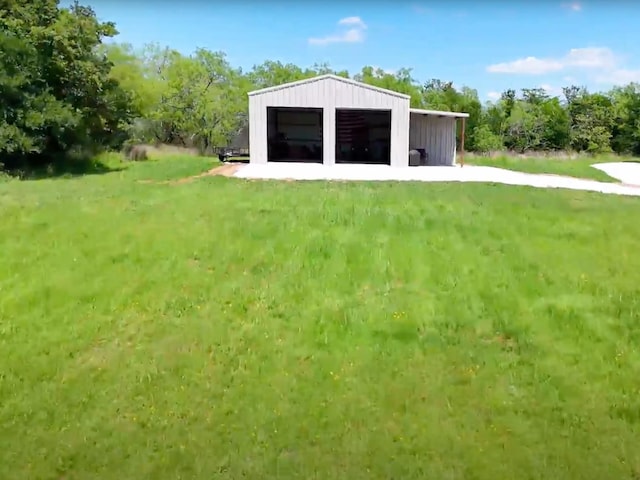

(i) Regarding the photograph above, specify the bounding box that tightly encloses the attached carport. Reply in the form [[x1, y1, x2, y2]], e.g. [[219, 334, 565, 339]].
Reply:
[[409, 109, 469, 166]]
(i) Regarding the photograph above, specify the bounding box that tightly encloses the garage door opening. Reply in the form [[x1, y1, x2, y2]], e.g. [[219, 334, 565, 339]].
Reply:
[[267, 107, 323, 163], [336, 109, 391, 165]]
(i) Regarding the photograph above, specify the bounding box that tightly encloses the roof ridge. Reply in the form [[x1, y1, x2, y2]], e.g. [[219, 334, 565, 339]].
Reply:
[[248, 74, 411, 99]]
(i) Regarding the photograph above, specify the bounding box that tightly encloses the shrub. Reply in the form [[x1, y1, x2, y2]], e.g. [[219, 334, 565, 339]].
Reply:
[[472, 125, 504, 154], [122, 144, 149, 161]]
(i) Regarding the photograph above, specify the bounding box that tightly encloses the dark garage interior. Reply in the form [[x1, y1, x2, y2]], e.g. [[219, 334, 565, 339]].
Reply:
[[335, 109, 391, 165], [267, 107, 323, 162]]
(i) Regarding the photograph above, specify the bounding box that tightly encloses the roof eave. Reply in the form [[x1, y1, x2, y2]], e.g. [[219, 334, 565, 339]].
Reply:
[[409, 108, 470, 118]]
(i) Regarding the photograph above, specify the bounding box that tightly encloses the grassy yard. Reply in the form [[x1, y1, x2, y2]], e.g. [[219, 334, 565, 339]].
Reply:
[[1, 156, 640, 479], [466, 154, 623, 182]]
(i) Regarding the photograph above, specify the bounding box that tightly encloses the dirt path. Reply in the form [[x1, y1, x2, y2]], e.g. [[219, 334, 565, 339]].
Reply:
[[172, 163, 242, 184], [139, 163, 242, 185]]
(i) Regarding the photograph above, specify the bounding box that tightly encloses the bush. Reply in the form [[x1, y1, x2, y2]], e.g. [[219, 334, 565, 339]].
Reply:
[[122, 144, 149, 161], [472, 125, 504, 154]]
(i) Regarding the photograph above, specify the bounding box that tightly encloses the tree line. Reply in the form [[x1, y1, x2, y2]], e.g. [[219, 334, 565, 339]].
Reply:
[[2, 1, 640, 170]]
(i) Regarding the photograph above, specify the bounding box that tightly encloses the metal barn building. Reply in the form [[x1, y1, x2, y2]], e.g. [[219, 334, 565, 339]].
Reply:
[[248, 74, 469, 168]]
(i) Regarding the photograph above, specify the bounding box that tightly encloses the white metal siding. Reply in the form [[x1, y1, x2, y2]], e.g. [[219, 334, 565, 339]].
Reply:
[[409, 114, 457, 166], [249, 76, 410, 166], [248, 95, 267, 164]]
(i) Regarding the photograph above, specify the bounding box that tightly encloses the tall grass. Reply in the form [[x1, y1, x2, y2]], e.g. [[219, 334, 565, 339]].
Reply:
[[1, 157, 639, 479]]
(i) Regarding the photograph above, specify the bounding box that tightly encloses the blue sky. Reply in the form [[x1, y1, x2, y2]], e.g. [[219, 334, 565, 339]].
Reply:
[[82, 1, 640, 101]]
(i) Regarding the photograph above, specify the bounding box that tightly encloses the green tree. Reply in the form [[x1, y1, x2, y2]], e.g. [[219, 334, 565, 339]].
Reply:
[[501, 89, 517, 118], [504, 102, 545, 152], [521, 87, 549, 105], [0, 0, 132, 168], [247, 60, 313, 90], [497, 89, 569, 152], [102, 43, 160, 118], [483, 101, 506, 138], [564, 87, 614, 153], [355, 66, 423, 107], [539, 98, 570, 150], [308, 62, 349, 78], [147, 49, 247, 152], [472, 124, 504, 154], [610, 83, 640, 155], [421, 80, 482, 150]]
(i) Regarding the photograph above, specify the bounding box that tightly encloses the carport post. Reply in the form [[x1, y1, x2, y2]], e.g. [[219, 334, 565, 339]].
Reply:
[[459, 117, 466, 167]]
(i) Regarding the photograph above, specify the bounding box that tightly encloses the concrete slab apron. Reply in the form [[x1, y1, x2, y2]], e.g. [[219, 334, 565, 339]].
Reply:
[[592, 162, 640, 186], [233, 163, 640, 197]]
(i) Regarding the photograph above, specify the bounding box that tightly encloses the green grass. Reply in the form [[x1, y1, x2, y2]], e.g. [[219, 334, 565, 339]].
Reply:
[[466, 154, 624, 182], [2, 156, 640, 479]]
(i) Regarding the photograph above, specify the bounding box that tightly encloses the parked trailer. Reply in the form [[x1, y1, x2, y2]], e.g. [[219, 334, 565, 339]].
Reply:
[[216, 122, 250, 162]]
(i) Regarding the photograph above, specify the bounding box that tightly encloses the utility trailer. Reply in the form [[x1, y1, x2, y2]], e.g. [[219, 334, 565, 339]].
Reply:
[[216, 118, 250, 162]]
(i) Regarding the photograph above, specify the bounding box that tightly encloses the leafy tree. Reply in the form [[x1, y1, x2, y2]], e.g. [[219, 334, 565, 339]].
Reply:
[[309, 62, 349, 78], [102, 43, 160, 118], [565, 88, 614, 153], [422, 79, 459, 110], [355, 66, 423, 107], [472, 124, 503, 154], [562, 85, 583, 105], [247, 60, 314, 90], [501, 89, 517, 118], [496, 89, 570, 152], [521, 88, 549, 105], [145, 49, 248, 152], [0, 0, 132, 168], [539, 98, 570, 150], [421, 80, 482, 150], [483, 102, 506, 138], [610, 83, 640, 155], [504, 102, 545, 152]]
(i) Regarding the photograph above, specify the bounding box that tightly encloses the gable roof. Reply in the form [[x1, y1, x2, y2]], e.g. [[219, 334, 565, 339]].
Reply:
[[248, 74, 411, 100]]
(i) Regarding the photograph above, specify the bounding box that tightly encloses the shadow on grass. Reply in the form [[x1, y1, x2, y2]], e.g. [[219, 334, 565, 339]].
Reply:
[[5, 158, 124, 181]]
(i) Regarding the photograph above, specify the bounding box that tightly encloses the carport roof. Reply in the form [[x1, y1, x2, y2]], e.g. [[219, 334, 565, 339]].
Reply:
[[248, 74, 412, 100], [410, 108, 469, 118]]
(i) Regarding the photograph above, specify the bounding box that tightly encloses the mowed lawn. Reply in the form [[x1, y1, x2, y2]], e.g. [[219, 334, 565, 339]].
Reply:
[[466, 154, 622, 182], [1, 157, 640, 479]]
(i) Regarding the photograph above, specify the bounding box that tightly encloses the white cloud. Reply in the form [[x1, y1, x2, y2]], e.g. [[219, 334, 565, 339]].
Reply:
[[308, 28, 364, 46], [487, 91, 501, 101], [564, 47, 616, 69], [488, 45, 640, 88], [309, 17, 367, 46], [337, 16, 367, 29], [486, 47, 617, 75], [562, 2, 582, 11], [595, 69, 640, 85], [487, 57, 564, 75]]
